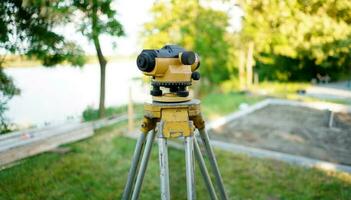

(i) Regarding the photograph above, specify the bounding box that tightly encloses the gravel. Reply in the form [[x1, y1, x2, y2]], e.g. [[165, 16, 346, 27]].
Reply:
[[210, 105, 351, 165]]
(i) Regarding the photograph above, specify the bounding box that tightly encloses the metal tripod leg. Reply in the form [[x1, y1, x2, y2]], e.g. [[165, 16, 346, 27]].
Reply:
[[130, 129, 156, 200], [122, 132, 147, 200], [194, 136, 218, 200], [158, 132, 170, 200], [184, 136, 196, 200], [198, 128, 228, 200]]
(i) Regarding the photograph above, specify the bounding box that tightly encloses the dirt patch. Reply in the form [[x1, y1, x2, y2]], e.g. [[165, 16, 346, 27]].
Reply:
[[210, 105, 351, 165]]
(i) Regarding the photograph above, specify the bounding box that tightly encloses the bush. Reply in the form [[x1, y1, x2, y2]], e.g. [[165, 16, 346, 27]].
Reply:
[[82, 106, 127, 122], [82, 104, 144, 122]]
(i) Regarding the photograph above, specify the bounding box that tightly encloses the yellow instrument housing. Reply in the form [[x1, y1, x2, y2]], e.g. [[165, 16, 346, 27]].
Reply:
[[143, 55, 199, 84]]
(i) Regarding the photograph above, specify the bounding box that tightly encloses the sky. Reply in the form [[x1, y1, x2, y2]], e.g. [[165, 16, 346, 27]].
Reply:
[[64, 0, 243, 56]]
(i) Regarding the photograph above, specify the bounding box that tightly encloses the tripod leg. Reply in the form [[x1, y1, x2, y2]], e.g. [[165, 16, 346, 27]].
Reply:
[[122, 132, 147, 200], [158, 135, 170, 200], [184, 136, 196, 200], [194, 136, 218, 200], [131, 129, 156, 200], [198, 128, 228, 200]]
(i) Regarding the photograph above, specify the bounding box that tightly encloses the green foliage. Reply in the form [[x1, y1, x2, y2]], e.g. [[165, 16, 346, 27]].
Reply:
[[72, 0, 124, 42], [0, 67, 20, 134], [144, 0, 351, 83], [0, 126, 350, 199], [143, 0, 231, 84], [82, 106, 100, 122], [82, 104, 143, 122], [238, 0, 351, 81], [0, 0, 86, 66], [83, 106, 127, 122]]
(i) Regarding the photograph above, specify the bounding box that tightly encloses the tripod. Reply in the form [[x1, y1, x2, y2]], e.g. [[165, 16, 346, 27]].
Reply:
[[122, 99, 228, 200]]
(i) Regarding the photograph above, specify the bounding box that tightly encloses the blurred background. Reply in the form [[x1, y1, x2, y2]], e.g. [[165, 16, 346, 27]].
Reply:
[[1, 0, 351, 132], [1, 0, 351, 199]]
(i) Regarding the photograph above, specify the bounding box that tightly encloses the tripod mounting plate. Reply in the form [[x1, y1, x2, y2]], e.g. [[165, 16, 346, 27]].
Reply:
[[142, 99, 203, 138]]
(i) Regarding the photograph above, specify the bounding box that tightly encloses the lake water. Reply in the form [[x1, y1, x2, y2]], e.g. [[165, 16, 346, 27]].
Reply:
[[4, 61, 150, 128]]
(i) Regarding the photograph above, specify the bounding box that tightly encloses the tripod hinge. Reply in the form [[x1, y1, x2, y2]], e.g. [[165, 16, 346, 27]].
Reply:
[[191, 114, 205, 130], [140, 117, 157, 134]]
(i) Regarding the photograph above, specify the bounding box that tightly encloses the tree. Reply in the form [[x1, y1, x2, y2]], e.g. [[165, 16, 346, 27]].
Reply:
[[143, 0, 231, 86], [0, 68, 20, 133], [237, 0, 351, 81], [0, 0, 124, 133], [0, 0, 85, 133], [0, 0, 85, 66], [72, 0, 124, 118]]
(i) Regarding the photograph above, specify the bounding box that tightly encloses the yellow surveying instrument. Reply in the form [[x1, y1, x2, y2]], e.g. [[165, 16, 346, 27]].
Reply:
[[122, 45, 228, 200]]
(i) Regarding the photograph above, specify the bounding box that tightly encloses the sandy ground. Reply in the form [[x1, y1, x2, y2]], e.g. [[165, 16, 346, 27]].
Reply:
[[210, 105, 351, 165]]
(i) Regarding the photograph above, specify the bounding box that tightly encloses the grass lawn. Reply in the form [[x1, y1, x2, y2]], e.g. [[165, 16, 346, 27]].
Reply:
[[82, 82, 349, 122], [82, 92, 263, 122], [0, 123, 350, 200], [201, 92, 263, 120]]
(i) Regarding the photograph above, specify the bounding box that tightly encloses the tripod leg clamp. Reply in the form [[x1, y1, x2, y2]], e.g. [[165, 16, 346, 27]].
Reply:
[[191, 114, 205, 130], [140, 117, 157, 134]]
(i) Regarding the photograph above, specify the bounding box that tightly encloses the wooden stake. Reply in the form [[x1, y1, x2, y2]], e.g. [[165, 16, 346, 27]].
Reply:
[[239, 50, 246, 91], [246, 42, 254, 89], [328, 110, 334, 128], [128, 86, 134, 133], [254, 72, 259, 85]]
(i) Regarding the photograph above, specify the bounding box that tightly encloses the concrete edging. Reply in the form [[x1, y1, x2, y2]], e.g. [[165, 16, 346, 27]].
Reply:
[[210, 140, 351, 173], [206, 98, 351, 174], [0, 114, 130, 168]]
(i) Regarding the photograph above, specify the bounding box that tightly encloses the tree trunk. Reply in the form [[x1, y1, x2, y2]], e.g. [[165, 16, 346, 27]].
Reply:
[[92, 1, 107, 118], [98, 58, 106, 118], [93, 38, 107, 118]]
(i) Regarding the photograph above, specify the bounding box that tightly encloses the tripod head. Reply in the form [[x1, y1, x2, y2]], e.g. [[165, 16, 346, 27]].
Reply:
[[137, 45, 200, 102]]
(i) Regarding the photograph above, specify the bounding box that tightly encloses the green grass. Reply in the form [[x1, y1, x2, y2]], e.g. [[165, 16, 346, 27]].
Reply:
[[82, 92, 262, 122], [201, 92, 263, 120], [82, 104, 144, 122], [3, 85, 347, 198], [81, 81, 349, 123], [0, 123, 350, 200]]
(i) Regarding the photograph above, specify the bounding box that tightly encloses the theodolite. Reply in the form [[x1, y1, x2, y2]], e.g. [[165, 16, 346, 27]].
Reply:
[[122, 45, 228, 200]]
